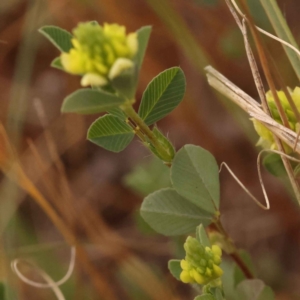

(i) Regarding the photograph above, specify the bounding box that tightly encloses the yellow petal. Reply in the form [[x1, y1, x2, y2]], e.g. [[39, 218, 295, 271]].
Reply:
[[180, 270, 193, 283], [127, 33, 138, 57], [108, 58, 134, 80], [212, 245, 222, 257], [80, 73, 107, 87], [180, 259, 190, 271], [193, 272, 206, 284], [213, 264, 223, 277]]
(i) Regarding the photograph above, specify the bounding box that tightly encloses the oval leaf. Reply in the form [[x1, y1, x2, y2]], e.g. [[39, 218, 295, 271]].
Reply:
[[171, 145, 219, 214], [168, 260, 182, 281], [196, 224, 211, 247], [236, 279, 275, 300], [107, 107, 127, 120], [88, 115, 134, 152], [39, 26, 73, 52], [51, 57, 64, 70], [138, 67, 186, 125], [135, 26, 152, 70], [140, 188, 213, 236], [61, 89, 125, 114]]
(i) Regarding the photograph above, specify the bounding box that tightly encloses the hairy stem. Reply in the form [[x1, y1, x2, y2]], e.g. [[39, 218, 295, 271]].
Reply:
[[121, 102, 171, 162]]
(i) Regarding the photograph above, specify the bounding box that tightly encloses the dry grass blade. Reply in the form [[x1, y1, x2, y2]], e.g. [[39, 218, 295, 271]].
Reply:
[[230, 0, 300, 149], [206, 66, 300, 154], [224, 0, 300, 203], [29, 101, 178, 298], [0, 123, 118, 299], [11, 247, 76, 289], [219, 162, 270, 210], [12, 259, 66, 300]]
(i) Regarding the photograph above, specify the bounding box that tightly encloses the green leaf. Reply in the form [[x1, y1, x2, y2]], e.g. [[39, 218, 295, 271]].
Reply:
[[133, 211, 157, 235], [196, 224, 211, 247], [61, 89, 125, 114], [39, 26, 73, 52], [221, 261, 238, 300], [211, 288, 224, 300], [135, 26, 152, 70], [236, 279, 275, 300], [171, 145, 220, 214], [124, 156, 171, 196], [138, 67, 186, 125], [110, 66, 137, 99], [194, 295, 215, 300], [107, 107, 127, 120], [168, 259, 181, 281], [140, 187, 213, 236], [263, 153, 286, 177], [87, 115, 134, 152], [51, 57, 64, 70]]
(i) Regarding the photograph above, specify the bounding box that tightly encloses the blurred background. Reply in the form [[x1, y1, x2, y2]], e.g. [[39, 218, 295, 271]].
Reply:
[[1, 0, 300, 299]]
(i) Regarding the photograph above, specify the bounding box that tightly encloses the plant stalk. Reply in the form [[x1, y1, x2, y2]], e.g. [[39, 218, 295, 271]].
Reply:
[[121, 102, 171, 161], [214, 219, 254, 279]]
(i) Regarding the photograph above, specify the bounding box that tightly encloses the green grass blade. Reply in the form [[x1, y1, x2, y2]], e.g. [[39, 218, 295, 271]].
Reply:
[[138, 67, 186, 125], [87, 115, 134, 152], [39, 25, 73, 52], [259, 0, 300, 81]]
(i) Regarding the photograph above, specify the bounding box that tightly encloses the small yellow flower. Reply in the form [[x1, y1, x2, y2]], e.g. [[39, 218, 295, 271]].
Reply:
[[252, 87, 300, 151], [60, 22, 138, 87]]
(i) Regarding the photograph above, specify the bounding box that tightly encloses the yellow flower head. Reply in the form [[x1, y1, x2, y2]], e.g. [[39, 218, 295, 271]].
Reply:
[[179, 237, 223, 286], [252, 87, 300, 151], [60, 22, 138, 87]]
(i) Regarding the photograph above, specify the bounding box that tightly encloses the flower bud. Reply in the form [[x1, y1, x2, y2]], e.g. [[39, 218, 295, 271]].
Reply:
[[179, 236, 223, 286], [252, 87, 300, 151]]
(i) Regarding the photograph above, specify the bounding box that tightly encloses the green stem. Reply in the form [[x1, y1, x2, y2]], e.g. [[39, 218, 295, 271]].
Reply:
[[121, 101, 171, 162], [214, 219, 254, 279]]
